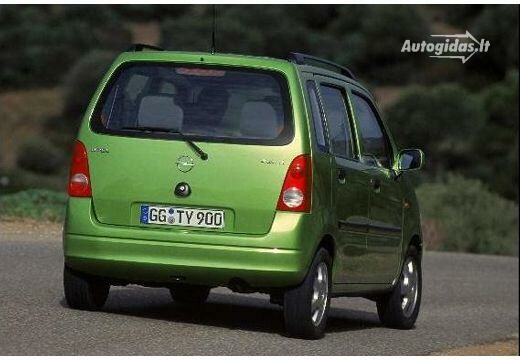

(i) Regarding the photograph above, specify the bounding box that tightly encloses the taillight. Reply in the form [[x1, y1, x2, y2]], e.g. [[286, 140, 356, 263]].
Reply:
[[68, 140, 92, 197], [276, 154, 312, 212]]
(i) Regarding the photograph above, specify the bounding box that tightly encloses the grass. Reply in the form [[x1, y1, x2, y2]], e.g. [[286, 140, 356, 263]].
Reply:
[[0, 189, 67, 222]]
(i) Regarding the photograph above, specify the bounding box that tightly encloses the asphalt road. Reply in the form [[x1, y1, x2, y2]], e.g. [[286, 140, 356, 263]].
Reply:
[[0, 228, 518, 355]]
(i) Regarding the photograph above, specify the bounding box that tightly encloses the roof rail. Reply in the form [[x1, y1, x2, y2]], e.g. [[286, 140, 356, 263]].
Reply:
[[127, 43, 165, 52], [287, 52, 355, 80]]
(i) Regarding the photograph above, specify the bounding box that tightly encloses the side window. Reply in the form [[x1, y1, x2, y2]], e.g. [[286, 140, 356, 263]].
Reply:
[[351, 93, 392, 168], [319, 85, 355, 159], [306, 81, 327, 151]]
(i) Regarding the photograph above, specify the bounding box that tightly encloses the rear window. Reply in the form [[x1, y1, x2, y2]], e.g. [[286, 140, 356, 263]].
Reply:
[[91, 63, 293, 145]]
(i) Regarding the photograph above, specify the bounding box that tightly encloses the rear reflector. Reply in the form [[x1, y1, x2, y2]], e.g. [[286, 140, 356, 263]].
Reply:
[[276, 154, 312, 212], [68, 140, 92, 197]]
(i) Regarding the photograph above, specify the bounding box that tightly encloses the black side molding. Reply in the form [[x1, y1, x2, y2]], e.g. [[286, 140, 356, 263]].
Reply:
[[338, 219, 402, 236]]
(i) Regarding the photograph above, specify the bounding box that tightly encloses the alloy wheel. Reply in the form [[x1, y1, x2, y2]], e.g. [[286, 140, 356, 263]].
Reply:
[[311, 262, 329, 326]]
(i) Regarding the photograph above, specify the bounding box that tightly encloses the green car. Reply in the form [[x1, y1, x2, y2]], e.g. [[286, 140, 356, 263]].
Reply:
[[63, 45, 424, 339]]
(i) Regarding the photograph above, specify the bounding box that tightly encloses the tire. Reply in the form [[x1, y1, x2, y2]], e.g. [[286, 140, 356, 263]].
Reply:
[[169, 284, 211, 304], [376, 246, 421, 329], [283, 248, 332, 339], [63, 266, 110, 310]]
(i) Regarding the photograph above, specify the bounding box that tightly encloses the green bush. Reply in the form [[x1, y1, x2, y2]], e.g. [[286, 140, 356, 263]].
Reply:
[[60, 50, 117, 133], [45, 50, 116, 148], [417, 174, 519, 256], [0, 189, 67, 221], [0, 167, 66, 194], [16, 137, 66, 175], [44, 50, 113, 156]]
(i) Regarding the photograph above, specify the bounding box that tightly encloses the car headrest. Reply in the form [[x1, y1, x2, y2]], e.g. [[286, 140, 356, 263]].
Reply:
[[240, 101, 279, 138], [137, 95, 183, 130]]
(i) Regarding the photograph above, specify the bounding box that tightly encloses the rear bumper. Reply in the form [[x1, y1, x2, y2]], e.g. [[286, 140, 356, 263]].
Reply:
[[65, 234, 305, 287], [63, 198, 318, 288]]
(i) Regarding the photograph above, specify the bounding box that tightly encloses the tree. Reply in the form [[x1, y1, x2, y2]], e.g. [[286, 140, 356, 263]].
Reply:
[[327, 5, 430, 84], [385, 83, 485, 175], [160, 5, 329, 58], [465, 5, 519, 85], [471, 71, 519, 200], [0, 5, 130, 88]]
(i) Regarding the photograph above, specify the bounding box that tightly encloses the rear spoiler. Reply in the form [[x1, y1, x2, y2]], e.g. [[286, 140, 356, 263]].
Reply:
[[126, 43, 164, 52]]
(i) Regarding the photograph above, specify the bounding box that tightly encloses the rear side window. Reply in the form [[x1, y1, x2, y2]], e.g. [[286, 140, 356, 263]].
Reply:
[[306, 81, 327, 151], [351, 93, 392, 168], [319, 85, 355, 159], [92, 64, 293, 145]]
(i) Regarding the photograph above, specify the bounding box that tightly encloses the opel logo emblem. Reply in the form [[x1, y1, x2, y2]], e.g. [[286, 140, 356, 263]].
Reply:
[[176, 155, 195, 172]]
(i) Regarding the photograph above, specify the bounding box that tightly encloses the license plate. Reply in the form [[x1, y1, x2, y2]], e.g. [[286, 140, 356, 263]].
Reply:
[[140, 205, 225, 229]]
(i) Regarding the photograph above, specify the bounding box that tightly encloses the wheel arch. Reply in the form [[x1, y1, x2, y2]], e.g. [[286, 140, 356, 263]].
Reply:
[[407, 233, 423, 259], [317, 233, 336, 261]]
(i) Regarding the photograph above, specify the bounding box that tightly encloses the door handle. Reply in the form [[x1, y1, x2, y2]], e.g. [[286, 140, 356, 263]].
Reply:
[[337, 168, 346, 184], [370, 178, 381, 192]]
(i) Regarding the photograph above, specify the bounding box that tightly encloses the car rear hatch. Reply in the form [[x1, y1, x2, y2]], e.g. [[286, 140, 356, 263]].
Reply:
[[81, 55, 305, 235]]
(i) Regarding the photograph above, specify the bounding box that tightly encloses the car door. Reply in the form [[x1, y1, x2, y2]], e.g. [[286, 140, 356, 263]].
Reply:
[[314, 75, 372, 284], [348, 87, 403, 284]]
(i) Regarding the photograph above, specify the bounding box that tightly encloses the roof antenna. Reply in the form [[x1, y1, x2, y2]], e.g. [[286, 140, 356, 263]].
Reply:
[[211, 5, 217, 54]]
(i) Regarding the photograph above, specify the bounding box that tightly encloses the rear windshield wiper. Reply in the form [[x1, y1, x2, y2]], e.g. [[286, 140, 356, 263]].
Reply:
[[122, 126, 208, 160]]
